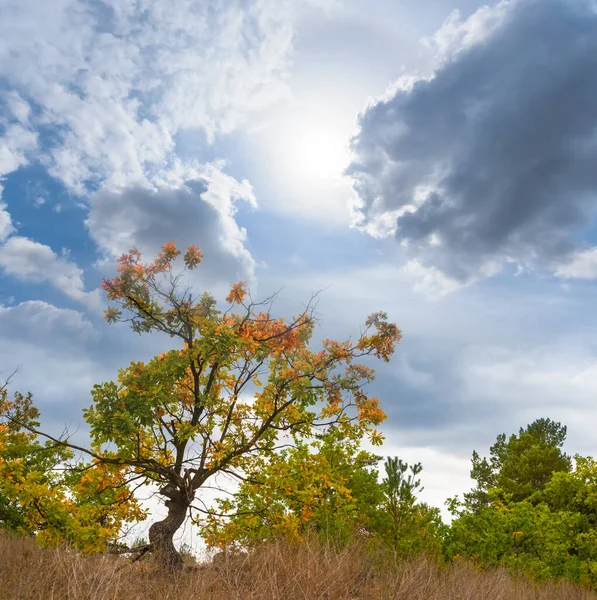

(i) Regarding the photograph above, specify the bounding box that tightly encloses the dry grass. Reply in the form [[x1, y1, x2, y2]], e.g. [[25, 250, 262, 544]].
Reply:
[[1, 532, 595, 600]]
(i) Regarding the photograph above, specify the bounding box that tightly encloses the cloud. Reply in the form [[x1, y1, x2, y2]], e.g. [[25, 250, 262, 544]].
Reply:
[[0, 86, 40, 244], [1, 92, 37, 170], [0, 300, 97, 348], [262, 255, 597, 458], [400, 257, 504, 299], [0, 236, 100, 308], [0, 0, 303, 194], [0, 122, 38, 242], [401, 260, 466, 298], [0, 199, 13, 242], [0, 0, 310, 294], [0, 123, 37, 177], [347, 0, 597, 286], [451, 343, 597, 455], [0, 300, 189, 440], [0, 301, 102, 432], [371, 331, 597, 458], [87, 166, 257, 289], [554, 248, 597, 280]]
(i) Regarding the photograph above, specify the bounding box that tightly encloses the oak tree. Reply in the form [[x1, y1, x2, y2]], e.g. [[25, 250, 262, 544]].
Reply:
[[22, 242, 400, 570]]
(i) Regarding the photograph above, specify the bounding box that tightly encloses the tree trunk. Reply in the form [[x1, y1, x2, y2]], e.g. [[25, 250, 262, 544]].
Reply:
[[148, 494, 190, 571]]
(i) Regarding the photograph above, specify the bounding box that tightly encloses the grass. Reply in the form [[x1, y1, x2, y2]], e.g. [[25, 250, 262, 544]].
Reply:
[[1, 532, 596, 600]]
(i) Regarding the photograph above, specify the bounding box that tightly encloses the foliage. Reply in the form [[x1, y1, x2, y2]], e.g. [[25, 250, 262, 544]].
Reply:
[[465, 418, 571, 511], [446, 420, 597, 586], [24, 241, 402, 569], [446, 493, 597, 585], [201, 427, 384, 548], [0, 387, 144, 552], [203, 443, 444, 563], [376, 457, 444, 561]]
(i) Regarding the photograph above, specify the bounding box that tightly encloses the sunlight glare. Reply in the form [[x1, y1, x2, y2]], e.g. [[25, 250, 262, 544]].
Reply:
[[254, 101, 359, 223], [288, 127, 350, 184]]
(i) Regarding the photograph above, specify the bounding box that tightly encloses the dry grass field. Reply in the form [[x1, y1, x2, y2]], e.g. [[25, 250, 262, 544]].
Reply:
[[1, 532, 596, 600]]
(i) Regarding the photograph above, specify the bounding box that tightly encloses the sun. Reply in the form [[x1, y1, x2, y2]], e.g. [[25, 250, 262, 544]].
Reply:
[[263, 107, 353, 188], [253, 103, 358, 222], [288, 128, 350, 184]]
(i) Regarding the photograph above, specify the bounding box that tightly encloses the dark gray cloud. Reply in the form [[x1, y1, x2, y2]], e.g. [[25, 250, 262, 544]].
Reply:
[[87, 177, 256, 290], [347, 0, 597, 283]]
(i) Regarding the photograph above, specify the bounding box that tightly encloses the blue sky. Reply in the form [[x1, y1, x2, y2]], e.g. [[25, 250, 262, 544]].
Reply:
[[2, 0, 597, 521]]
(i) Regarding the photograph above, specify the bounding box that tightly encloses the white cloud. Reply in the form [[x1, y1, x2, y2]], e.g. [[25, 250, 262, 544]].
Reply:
[[423, 2, 511, 63], [0, 93, 39, 243], [463, 345, 597, 408], [0, 123, 37, 176], [0, 0, 306, 193], [0, 199, 13, 242], [0, 236, 100, 308], [554, 247, 597, 279], [401, 259, 466, 298], [400, 258, 502, 298], [458, 343, 597, 456], [4, 92, 31, 125], [0, 300, 97, 346]]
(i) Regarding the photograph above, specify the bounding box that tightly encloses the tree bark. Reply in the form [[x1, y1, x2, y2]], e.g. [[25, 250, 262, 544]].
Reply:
[[148, 493, 190, 571]]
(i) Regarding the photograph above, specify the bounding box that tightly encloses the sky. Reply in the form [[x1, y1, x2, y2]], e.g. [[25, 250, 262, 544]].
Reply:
[[2, 0, 597, 543]]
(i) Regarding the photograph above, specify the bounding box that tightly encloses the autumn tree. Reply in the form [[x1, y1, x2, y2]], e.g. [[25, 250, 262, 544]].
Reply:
[[0, 384, 144, 551], [17, 243, 401, 570], [201, 445, 444, 563], [0, 386, 63, 535], [201, 426, 385, 548]]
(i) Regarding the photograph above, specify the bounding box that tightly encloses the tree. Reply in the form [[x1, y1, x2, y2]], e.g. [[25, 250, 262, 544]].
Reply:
[[445, 420, 597, 585], [200, 449, 444, 563], [0, 385, 144, 551], [200, 427, 385, 548], [446, 484, 597, 585], [446, 496, 582, 581], [0, 387, 64, 535], [376, 457, 443, 562], [16, 242, 402, 570], [465, 418, 571, 510]]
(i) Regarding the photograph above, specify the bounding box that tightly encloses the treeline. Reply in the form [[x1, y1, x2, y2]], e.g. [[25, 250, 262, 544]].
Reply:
[[204, 416, 597, 586], [3, 382, 596, 586]]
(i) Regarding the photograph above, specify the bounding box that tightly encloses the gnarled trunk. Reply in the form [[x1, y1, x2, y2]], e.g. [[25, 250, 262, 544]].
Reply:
[[148, 493, 190, 571]]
